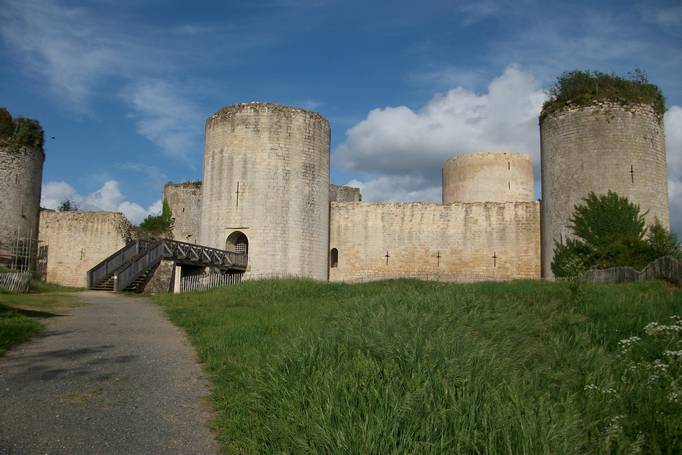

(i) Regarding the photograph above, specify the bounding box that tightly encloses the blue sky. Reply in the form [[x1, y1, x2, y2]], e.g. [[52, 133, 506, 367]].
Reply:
[[1, 0, 681, 234]]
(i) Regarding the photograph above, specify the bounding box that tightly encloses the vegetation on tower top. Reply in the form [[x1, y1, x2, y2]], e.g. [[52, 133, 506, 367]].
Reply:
[[541, 70, 666, 120], [0, 107, 45, 149]]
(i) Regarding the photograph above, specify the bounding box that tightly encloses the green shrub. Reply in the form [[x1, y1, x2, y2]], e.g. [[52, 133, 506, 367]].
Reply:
[[138, 198, 174, 238], [541, 69, 665, 120], [0, 107, 45, 149], [552, 192, 682, 276], [13, 117, 44, 148]]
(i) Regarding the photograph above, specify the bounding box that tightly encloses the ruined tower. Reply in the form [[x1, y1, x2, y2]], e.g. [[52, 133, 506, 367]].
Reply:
[[442, 152, 534, 203], [540, 102, 669, 276], [0, 112, 45, 267], [199, 102, 330, 280]]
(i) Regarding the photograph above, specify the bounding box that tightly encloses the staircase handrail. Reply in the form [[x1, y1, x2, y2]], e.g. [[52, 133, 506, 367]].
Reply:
[[114, 241, 165, 291], [160, 239, 247, 269], [87, 240, 154, 289]]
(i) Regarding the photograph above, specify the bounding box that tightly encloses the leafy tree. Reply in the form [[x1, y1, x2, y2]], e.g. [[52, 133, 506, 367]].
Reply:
[[552, 191, 681, 277], [138, 199, 174, 238], [57, 199, 79, 211]]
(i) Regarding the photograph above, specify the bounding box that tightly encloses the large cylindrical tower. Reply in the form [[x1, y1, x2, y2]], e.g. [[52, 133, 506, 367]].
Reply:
[[540, 102, 669, 276], [0, 144, 44, 262], [199, 102, 330, 280], [442, 152, 534, 203]]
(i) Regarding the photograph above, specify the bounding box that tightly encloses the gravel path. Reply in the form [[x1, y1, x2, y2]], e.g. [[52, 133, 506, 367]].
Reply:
[[0, 291, 219, 455]]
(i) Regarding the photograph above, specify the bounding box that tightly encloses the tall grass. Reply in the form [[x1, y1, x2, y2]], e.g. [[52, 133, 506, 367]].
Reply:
[[156, 279, 682, 454]]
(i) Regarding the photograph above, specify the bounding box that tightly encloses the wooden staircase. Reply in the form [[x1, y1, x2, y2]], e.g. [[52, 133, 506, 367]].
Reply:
[[87, 239, 247, 292]]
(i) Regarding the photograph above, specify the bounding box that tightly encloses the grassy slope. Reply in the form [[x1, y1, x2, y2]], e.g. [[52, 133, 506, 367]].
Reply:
[[156, 279, 682, 454]]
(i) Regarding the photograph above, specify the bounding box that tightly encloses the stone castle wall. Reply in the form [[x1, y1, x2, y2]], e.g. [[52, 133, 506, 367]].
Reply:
[[329, 184, 362, 202], [164, 182, 202, 243], [200, 103, 330, 280], [540, 102, 669, 276], [442, 152, 534, 203], [329, 201, 540, 282], [38, 211, 134, 287], [0, 145, 44, 258]]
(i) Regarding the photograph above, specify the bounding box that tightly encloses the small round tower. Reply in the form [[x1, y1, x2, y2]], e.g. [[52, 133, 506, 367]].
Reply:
[[442, 152, 534, 203], [0, 145, 44, 251], [540, 101, 669, 276], [199, 102, 330, 280], [0, 111, 45, 267]]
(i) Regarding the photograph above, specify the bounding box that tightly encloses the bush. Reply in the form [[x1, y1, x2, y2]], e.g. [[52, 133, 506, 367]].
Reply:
[[552, 192, 682, 276], [0, 107, 45, 149], [541, 69, 665, 120], [138, 199, 173, 238]]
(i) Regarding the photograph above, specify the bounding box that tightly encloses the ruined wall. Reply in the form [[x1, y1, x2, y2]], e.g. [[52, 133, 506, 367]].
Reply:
[[0, 144, 44, 258], [442, 152, 534, 203], [541, 102, 669, 276], [38, 211, 134, 287], [329, 202, 540, 282], [329, 184, 362, 202], [164, 182, 202, 243], [200, 102, 330, 280]]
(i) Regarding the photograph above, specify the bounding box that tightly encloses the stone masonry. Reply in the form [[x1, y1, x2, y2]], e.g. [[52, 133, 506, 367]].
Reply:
[[164, 182, 202, 243], [38, 211, 134, 287], [329, 202, 541, 282]]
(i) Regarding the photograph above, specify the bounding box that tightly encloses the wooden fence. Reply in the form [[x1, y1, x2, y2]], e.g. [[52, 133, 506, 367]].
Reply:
[[179, 272, 307, 293], [583, 256, 682, 286], [0, 272, 31, 293]]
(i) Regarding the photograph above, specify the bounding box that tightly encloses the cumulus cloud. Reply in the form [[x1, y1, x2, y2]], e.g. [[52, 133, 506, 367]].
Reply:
[[122, 80, 203, 162], [334, 65, 545, 201], [41, 180, 161, 225]]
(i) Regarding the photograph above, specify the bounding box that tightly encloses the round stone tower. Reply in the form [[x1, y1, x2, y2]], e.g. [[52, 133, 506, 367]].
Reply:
[[442, 152, 534, 203], [0, 143, 45, 260], [540, 102, 669, 276], [199, 102, 330, 280]]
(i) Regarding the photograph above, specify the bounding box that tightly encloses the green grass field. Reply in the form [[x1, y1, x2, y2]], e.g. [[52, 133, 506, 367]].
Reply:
[[155, 279, 682, 454]]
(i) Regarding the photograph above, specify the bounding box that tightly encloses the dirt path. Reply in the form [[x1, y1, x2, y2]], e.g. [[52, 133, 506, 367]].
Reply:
[[0, 291, 219, 455]]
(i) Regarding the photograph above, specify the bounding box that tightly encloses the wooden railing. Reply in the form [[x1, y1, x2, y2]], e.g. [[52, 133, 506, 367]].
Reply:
[[87, 240, 153, 288], [88, 238, 248, 291]]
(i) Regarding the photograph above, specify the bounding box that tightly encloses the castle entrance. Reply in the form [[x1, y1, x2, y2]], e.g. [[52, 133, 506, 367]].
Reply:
[[226, 231, 249, 257]]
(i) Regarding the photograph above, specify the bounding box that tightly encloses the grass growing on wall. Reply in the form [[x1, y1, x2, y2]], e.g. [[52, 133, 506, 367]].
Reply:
[[156, 279, 682, 454], [541, 69, 666, 120]]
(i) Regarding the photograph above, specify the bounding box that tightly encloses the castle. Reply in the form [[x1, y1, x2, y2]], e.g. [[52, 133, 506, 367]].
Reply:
[[0, 97, 671, 290]]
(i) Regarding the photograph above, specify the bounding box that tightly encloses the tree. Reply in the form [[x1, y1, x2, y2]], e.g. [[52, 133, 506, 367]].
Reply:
[[646, 219, 682, 261], [138, 199, 174, 238], [551, 191, 681, 277], [57, 199, 79, 211]]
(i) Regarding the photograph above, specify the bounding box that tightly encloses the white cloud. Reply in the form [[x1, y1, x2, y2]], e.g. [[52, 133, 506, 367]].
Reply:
[[336, 65, 544, 177], [41, 180, 161, 225], [122, 80, 203, 162], [346, 176, 441, 203]]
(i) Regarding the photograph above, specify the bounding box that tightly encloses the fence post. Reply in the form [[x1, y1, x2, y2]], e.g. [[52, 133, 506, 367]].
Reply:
[[173, 265, 182, 294]]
